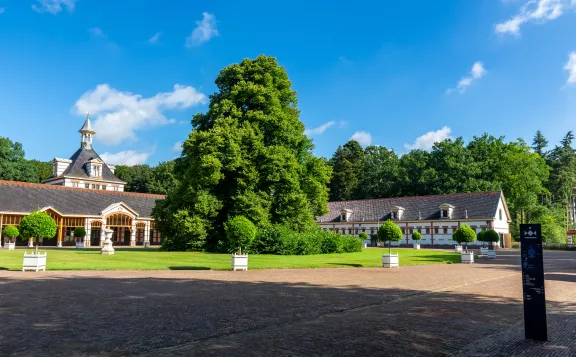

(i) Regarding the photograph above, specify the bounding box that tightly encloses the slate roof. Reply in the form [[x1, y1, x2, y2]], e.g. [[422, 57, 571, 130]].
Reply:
[[47, 146, 125, 183], [0, 181, 164, 218], [317, 191, 504, 223]]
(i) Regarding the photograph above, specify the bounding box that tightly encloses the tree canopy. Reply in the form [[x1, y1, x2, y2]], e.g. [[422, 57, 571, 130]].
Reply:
[[378, 220, 403, 254], [453, 225, 476, 247], [2, 225, 19, 242], [19, 210, 57, 245], [412, 231, 422, 241], [154, 55, 331, 250], [0, 137, 39, 183], [225, 216, 257, 254]]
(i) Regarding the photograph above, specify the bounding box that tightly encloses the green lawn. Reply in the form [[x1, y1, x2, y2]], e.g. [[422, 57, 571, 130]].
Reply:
[[0, 248, 461, 271]]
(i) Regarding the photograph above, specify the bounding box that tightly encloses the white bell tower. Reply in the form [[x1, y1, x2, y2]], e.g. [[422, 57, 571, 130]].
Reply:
[[79, 112, 95, 149]]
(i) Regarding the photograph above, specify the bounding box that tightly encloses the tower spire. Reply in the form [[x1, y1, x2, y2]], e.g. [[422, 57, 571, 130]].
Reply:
[[79, 113, 95, 149]]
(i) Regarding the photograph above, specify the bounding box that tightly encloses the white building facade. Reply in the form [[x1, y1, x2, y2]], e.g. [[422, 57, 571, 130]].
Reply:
[[316, 191, 511, 248]]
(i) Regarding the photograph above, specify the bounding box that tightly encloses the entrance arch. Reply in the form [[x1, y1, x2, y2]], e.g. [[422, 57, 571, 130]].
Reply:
[[106, 213, 133, 246]]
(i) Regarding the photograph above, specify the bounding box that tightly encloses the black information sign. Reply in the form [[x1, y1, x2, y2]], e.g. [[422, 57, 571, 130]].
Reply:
[[520, 224, 547, 341]]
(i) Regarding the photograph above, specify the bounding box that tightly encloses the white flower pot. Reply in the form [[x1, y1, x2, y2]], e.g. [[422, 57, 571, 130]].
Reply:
[[479, 247, 489, 256], [487, 250, 496, 259], [413, 243, 420, 250], [382, 253, 399, 268], [76, 242, 85, 249], [22, 252, 47, 272], [454, 245, 463, 252], [461, 252, 474, 264], [232, 254, 248, 271], [6, 242, 15, 250]]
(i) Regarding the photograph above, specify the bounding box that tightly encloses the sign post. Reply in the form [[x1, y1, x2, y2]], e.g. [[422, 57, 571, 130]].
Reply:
[[519, 224, 547, 341]]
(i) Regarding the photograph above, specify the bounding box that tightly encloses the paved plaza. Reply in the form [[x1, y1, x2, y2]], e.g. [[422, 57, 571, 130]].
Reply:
[[0, 249, 575, 356]]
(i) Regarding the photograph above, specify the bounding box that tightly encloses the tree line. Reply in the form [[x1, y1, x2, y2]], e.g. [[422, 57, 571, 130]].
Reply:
[[328, 131, 575, 242]]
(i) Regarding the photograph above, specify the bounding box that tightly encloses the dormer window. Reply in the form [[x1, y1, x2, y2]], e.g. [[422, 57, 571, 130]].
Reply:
[[391, 206, 405, 220], [439, 204, 455, 219], [86, 158, 103, 178], [340, 208, 353, 222]]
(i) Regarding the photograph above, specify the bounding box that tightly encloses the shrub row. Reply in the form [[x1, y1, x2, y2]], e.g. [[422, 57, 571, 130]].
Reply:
[[250, 225, 363, 255]]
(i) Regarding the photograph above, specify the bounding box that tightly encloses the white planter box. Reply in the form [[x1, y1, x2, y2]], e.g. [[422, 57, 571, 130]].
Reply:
[[232, 254, 248, 271], [479, 247, 489, 256], [22, 252, 47, 272], [454, 245, 463, 253], [76, 242, 85, 249], [382, 253, 399, 268], [461, 252, 474, 264], [6, 242, 15, 250], [413, 243, 420, 250], [487, 250, 496, 259]]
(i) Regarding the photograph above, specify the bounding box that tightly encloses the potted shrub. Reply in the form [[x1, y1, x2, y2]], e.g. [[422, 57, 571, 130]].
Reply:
[[412, 231, 422, 249], [483, 229, 500, 259], [453, 225, 476, 264], [359, 232, 369, 248], [477, 230, 488, 256], [19, 210, 57, 271], [225, 216, 257, 271], [2, 225, 19, 250], [74, 227, 87, 248], [378, 219, 402, 268]]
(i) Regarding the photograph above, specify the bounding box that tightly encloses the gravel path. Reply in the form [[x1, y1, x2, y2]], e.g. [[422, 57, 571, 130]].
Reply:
[[0, 250, 574, 356]]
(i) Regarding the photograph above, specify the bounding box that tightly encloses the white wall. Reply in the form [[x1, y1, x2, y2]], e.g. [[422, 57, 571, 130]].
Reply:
[[319, 219, 505, 247]]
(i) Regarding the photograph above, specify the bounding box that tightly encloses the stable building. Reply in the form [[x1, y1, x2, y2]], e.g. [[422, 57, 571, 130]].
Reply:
[[0, 180, 164, 247], [0, 115, 163, 248], [316, 191, 511, 248]]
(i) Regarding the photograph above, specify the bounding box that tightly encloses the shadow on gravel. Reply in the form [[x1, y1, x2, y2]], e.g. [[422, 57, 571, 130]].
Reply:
[[168, 266, 212, 271], [0, 275, 539, 357], [326, 263, 363, 267]]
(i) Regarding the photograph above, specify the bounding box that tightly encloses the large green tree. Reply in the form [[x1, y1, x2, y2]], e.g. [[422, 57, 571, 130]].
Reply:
[[532, 130, 549, 158], [0, 137, 39, 182], [28, 160, 53, 182], [114, 164, 155, 193], [154, 55, 331, 250], [328, 140, 364, 201]]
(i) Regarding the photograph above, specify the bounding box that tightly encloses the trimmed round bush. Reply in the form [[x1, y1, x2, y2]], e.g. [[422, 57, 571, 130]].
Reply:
[[74, 227, 87, 238], [378, 220, 403, 254], [412, 231, 422, 241], [477, 230, 486, 245], [483, 229, 500, 248], [225, 216, 257, 255], [20, 210, 57, 246], [2, 225, 19, 243], [359, 232, 369, 240], [453, 225, 476, 249], [343, 235, 363, 252]]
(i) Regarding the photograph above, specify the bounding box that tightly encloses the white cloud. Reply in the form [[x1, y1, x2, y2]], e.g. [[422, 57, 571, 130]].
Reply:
[[350, 131, 372, 146], [564, 51, 576, 84], [447, 61, 487, 94], [495, 0, 571, 35], [73, 84, 207, 145], [88, 27, 104, 37], [404, 126, 452, 151], [186, 12, 219, 47], [172, 141, 183, 153], [338, 56, 353, 65], [100, 151, 151, 166], [148, 32, 161, 44], [304, 121, 335, 136], [32, 0, 75, 14]]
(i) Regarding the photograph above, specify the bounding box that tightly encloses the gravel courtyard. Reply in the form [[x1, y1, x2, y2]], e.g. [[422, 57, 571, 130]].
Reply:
[[1, 249, 575, 356]]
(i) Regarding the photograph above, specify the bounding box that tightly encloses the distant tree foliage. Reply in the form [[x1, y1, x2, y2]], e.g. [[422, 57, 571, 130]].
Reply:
[[328, 140, 364, 201], [114, 161, 180, 195], [0, 137, 39, 182]]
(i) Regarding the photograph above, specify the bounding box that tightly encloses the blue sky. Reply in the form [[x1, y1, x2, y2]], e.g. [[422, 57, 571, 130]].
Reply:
[[1, 0, 576, 165]]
